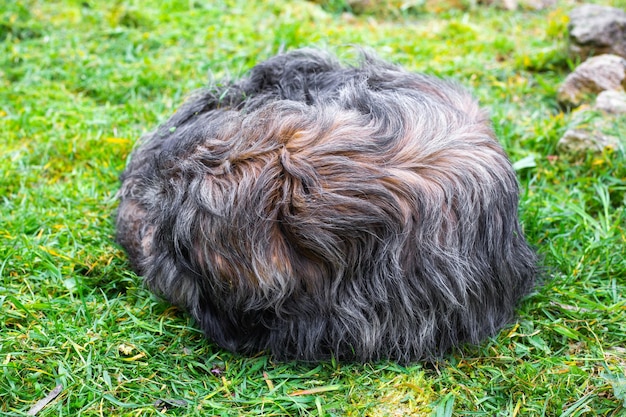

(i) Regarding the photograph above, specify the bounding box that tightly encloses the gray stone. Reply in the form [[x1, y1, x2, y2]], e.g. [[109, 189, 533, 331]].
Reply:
[[557, 128, 620, 154], [557, 109, 623, 155], [520, 0, 556, 10], [595, 90, 626, 114], [568, 4, 626, 60], [556, 54, 626, 108], [479, 0, 555, 10]]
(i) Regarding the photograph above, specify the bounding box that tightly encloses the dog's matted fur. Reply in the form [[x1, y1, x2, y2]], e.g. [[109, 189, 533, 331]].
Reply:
[[116, 49, 537, 363]]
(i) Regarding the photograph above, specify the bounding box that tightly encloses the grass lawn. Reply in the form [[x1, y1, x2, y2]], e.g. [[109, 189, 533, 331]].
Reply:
[[1, 0, 625, 415]]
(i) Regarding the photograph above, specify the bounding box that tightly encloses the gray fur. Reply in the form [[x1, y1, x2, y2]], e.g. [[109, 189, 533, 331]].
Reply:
[[116, 49, 537, 363]]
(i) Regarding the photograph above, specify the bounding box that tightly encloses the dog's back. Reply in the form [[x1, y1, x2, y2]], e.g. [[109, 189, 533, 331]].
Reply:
[[116, 49, 537, 362]]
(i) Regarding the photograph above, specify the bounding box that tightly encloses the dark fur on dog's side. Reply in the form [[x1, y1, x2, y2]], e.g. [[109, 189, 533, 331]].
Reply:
[[116, 49, 537, 363]]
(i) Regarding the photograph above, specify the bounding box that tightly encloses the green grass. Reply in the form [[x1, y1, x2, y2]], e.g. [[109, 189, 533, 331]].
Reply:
[[1, 0, 625, 415]]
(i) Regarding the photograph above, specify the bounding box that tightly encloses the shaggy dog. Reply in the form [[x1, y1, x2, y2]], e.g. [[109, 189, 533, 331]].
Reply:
[[116, 49, 537, 363]]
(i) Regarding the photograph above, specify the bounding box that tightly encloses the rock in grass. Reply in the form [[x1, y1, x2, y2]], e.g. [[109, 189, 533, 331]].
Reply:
[[557, 109, 623, 155], [486, 0, 556, 11], [568, 4, 626, 60], [556, 54, 626, 109], [595, 90, 626, 114], [309, 0, 423, 15], [557, 126, 620, 154]]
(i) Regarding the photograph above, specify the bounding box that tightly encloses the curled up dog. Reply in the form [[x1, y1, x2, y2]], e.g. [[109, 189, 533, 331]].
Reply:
[[115, 49, 537, 363]]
